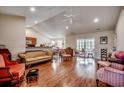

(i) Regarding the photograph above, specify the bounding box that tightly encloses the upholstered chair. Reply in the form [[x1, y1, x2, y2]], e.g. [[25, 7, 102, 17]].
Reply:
[[60, 49, 72, 61], [96, 51, 124, 86], [0, 54, 25, 86], [96, 66, 124, 87]]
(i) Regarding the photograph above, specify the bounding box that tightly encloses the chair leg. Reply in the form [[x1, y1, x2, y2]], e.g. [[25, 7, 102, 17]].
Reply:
[[96, 79, 99, 87], [97, 64, 99, 70]]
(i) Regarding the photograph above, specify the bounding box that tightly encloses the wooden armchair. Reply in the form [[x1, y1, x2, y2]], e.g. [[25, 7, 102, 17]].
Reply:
[[60, 49, 72, 61]]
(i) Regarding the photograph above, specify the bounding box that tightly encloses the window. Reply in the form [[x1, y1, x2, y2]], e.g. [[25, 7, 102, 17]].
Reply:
[[76, 39, 95, 51], [51, 40, 64, 49], [57, 40, 63, 49]]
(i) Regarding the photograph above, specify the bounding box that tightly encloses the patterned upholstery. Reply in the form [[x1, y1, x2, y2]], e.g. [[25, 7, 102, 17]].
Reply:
[[97, 67, 124, 86], [97, 60, 124, 70], [97, 51, 124, 86], [111, 63, 124, 71], [97, 61, 111, 67]]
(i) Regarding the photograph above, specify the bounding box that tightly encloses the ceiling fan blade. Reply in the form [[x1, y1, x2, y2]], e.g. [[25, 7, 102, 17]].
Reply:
[[70, 19, 73, 24], [62, 18, 71, 22], [64, 14, 73, 17], [72, 14, 79, 18]]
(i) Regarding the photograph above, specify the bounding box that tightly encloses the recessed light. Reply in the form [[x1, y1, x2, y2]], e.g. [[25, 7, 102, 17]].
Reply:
[[34, 20, 38, 24], [30, 7, 36, 12], [66, 26, 69, 30], [94, 18, 99, 23]]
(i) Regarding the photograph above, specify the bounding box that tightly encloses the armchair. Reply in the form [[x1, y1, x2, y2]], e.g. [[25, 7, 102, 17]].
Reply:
[[96, 51, 124, 87], [0, 67, 19, 86], [60, 49, 72, 61], [0, 48, 11, 60], [96, 67, 124, 87], [0, 53, 25, 86]]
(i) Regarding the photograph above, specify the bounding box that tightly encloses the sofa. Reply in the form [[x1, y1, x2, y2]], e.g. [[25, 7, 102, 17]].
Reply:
[[18, 50, 53, 66]]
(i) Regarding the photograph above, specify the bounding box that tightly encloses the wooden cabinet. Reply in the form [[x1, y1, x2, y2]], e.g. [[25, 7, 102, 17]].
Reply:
[[26, 37, 37, 47]]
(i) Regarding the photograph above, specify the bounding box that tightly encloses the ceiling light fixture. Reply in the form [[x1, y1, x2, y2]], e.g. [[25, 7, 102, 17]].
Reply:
[[66, 26, 69, 30], [34, 20, 38, 24], [30, 7, 36, 12], [94, 18, 99, 23]]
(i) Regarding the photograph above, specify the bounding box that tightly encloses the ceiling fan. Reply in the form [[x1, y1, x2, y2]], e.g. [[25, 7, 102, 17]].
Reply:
[[62, 13, 79, 24], [62, 7, 79, 24]]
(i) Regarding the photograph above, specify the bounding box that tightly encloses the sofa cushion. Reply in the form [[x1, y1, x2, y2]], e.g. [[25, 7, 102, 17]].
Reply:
[[25, 51, 47, 58], [46, 50, 53, 55], [26, 56, 51, 62], [9, 63, 25, 77], [115, 51, 124, 60]]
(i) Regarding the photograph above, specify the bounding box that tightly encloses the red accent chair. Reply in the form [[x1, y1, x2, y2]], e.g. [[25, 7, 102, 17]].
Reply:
[[0, 53, 25, 86], [0, 49, 11, 60]]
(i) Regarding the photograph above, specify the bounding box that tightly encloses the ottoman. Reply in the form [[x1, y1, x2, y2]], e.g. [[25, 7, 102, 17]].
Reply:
[[26, 69, 39, 83]]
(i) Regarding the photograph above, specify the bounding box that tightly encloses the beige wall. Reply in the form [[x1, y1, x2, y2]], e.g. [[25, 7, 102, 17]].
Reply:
[[116, 9, 124, 51], [0, 14, 25, 59], [65, 31, 114, 59], [26, 28, 51, 46]]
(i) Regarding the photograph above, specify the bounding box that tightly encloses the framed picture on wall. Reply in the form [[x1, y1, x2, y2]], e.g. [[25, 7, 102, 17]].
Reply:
[[100, 36, 108, 44]]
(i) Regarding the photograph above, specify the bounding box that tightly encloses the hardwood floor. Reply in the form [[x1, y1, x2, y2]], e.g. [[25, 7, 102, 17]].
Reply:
[[20, 57, 107, 87]]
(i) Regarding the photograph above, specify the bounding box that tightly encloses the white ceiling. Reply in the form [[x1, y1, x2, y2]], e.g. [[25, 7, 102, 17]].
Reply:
[[0, 6, 121, 38]]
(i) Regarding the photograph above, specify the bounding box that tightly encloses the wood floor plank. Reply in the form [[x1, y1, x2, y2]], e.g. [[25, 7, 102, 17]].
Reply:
[[20, 57, 107, 87]]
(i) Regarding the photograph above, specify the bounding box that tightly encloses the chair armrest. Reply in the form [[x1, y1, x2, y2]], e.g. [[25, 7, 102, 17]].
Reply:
[[6, 61, 17, 66], [18, 53, 26, 59], [18, 53, 26, 63], [105, 67, 124, 75], [0, 67, 13, 79]]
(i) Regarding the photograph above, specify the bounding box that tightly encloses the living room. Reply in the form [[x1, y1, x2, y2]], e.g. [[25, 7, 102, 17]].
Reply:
[[0, 6, 124, 87]]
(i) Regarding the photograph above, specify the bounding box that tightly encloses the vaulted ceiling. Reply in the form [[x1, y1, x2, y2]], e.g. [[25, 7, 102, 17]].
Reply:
[[0, 6, 121, 38]]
